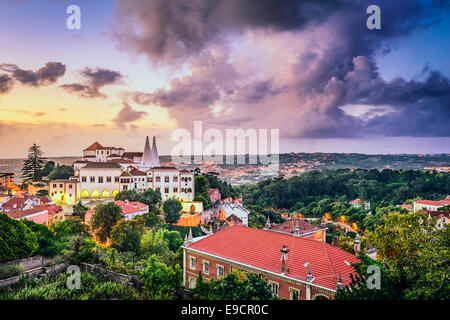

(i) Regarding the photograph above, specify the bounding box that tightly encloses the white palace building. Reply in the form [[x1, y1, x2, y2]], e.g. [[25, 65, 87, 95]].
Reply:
[[49, 136, 195, 205]]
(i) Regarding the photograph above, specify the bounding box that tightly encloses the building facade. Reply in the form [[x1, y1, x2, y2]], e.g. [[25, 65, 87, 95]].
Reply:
[[183, 226, 359, 300], [49, 137, 194, 205]]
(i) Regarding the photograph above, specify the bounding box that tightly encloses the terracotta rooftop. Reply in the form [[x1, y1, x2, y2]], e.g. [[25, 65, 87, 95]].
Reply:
[[6, 207, 48, 219], [114, 200, 148, 215], [415, 199, 450, 206], [83, 141, 103, 151], [186, 225, 359, 291]]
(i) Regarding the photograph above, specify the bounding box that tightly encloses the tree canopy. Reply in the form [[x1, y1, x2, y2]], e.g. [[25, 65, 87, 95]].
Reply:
[[163, 199, 182, 224], [21, 143, 47, 182], [0, 213, 38, 262], [90, 203, 123, 243]]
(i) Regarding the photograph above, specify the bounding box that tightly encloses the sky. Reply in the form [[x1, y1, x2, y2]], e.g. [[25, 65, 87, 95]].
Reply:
[[0, 0, 449, 158]]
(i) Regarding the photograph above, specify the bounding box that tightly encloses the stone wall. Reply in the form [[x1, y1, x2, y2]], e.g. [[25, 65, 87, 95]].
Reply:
[[0, 256, 44, 272], [80, 263, 142, 288]]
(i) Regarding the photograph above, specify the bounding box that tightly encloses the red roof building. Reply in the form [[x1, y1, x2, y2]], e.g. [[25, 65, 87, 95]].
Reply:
[[413, 199, 450, 212], [6, 207, 49, 225], [183, 225, 359, 300]]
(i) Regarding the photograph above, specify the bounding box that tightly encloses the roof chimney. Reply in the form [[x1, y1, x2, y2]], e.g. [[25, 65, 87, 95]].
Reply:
[[333, 234, 339, 247], [264, 216, 271, 229], [306, 266, 314, 282], [354, 235, 361, 254], [294, 220, 300, 236], [280, 244, 289, 274], [336, 272, 344, 290]]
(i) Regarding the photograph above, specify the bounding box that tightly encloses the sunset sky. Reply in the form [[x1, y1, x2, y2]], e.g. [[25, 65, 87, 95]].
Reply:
[[0, 0, 449, 158]]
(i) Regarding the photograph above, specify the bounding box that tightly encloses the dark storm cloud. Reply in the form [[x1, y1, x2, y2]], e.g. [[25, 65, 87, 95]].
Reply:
[[112, 0, 353, 61], [118, 0, 450, 138], [236, 80, 287, 103], [0, 62, 66, 91], [0, 74, 14, 94], [113, 0, 450, 62], [61, 67, 123, 98]]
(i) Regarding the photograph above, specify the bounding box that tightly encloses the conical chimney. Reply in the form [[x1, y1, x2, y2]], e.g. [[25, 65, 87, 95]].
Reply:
[[141, 136, 153, 168], [151, 136, 160, 167]]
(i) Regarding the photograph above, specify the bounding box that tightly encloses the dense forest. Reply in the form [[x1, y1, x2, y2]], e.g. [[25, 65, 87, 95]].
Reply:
[[238, 169, 450, 212]]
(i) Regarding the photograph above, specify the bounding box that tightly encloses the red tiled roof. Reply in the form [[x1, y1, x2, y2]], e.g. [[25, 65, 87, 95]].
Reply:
[[422, 210, 450, 219], [270, 218, 325, 235], [35, 205, 63, 216], [114, 200, 148, 215], [83, 141, 103, 151], [349, 199, 367, 205], [6, 207, 48, 219], [187, 226, 359, 291], [400, 204, 413, 211], [2, 198, 29, 211], [415, 199, 450, 206]]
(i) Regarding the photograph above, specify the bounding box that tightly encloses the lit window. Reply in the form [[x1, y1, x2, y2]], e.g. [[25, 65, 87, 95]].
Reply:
[[217, 265, 224, 278], [189, 277, 196, 289], [190, 257, 196, 270], [203, 261, 210, 275], [269, 281, 279, 296], [290, 288, 300, 300]]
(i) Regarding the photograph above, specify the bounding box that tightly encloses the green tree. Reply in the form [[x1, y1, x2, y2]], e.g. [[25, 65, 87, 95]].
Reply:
[[0, 213, 38, 262], [41, 160, 55, 177], [52, 218, 86, 240], [36, 189, 49, 197], [163, 199, 182, 224], [21, 143, 47, 181], [192, 272, 276, 300], [141, 255, 182, 299], [162, 230, 183, 252], [48, 165, 74, 181], [194, 175, 210, 198], [22, 220, 66, 258], [141, 189, 162, 210], [63, 235, 98, 264], [363, 211, 450, 299], [111, 218, 145, 254], [141, 229, 174, 265], [72, 201, 89, 221], [336, 254, 406, 300], [90, 203, 123, 243]]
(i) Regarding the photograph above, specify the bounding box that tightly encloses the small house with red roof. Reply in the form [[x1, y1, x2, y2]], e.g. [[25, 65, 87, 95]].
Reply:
[[349, 198, 370, 210], [413, 199, 450, 212], [183, 225, 359, 300], [6, 207, 49, 225]]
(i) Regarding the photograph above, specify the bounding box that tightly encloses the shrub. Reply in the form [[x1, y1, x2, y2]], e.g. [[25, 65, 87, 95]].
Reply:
[[0, 264, 24, 280]]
